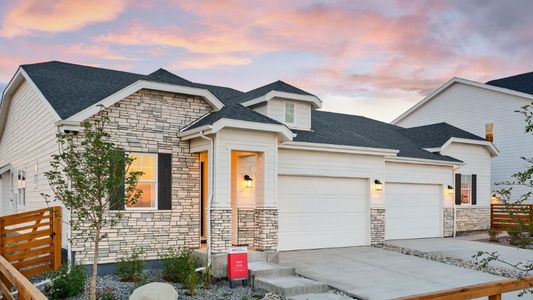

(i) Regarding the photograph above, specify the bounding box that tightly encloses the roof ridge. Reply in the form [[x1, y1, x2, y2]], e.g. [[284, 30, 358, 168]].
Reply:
[[21, 60, 144, 77]]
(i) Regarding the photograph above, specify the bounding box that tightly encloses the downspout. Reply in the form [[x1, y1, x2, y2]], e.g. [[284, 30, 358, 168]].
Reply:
[[199, 131, 214, 268]]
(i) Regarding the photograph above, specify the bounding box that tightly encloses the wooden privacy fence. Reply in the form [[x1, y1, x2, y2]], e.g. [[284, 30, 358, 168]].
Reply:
[[395, 275, 533, 300], [0, 254, 47, 300], [0, 206, 62, 277], [491, 203, 533, 230]]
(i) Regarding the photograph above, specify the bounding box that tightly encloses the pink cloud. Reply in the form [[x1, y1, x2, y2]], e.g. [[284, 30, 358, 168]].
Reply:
[[174, 54, 252, 69], [63, 43, 137, 61], [1, 0, 126, 38]]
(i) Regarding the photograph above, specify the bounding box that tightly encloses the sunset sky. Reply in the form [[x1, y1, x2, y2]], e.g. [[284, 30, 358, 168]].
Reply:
[[1, 0, 532, 121]]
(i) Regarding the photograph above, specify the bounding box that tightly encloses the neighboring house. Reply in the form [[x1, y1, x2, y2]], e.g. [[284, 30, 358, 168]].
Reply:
[[393, 75, 533, 202], [0, 61, 496, 266]]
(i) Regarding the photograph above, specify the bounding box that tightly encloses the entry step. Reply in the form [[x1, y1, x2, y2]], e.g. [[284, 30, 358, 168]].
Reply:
[[254, 275, 329, 297], [249, 261, 295, 277], [288, 292, 354, 300]]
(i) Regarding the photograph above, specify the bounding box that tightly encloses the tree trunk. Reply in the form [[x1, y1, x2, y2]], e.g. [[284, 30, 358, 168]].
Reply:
[[89, 226, 100, 300]]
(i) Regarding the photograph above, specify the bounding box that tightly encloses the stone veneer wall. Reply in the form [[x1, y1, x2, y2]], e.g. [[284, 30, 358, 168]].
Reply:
[[443, 208, 454, 237], [211, 209, 232, 253], [71, 89, 212, 264], [456, 206, 490, 232], [237, 208, 256, 246], [370, 208, 385, 245], [254, 209, 278, 251]]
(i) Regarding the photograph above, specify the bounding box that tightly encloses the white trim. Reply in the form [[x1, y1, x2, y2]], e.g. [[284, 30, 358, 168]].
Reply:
[[392, 77, 533, 124], [385, 156, 463, 167], [0, 68, 62, 140], [241, 90, 322, 109], [425, 137, 500, 157], [0, 164, 12, 175], [179, 119, 294, 141], [279, 141, 399, 156], [65, 80, 224, 122]]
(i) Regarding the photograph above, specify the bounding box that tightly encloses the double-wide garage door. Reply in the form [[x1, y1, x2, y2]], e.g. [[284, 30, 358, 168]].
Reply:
[[278, 176, 369, 251], [385, 183, 442, 240]]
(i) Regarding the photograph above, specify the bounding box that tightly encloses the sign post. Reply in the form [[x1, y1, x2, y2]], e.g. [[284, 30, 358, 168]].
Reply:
[[227, 246, 248, 288]]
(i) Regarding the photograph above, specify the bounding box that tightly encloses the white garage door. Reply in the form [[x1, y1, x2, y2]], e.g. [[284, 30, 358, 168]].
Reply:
[[385, 183, 442, 240], [278, 176, 369, 251]]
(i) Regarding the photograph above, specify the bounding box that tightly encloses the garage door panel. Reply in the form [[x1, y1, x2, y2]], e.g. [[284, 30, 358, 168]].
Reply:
[[278, 176, 369, 251], [385, 183, 441, 240]]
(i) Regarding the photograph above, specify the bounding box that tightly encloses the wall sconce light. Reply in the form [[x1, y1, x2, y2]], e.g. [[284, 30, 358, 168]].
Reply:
[[374, 179, 383, 191], [17, 171, 26, 189], [244, 175, 253, 188], [491, 194, 500, 204], [447, 185, 454, 194]]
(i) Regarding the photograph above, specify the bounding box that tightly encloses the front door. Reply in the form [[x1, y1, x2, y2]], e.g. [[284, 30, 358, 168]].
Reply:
[[0, 171, 16, 215]]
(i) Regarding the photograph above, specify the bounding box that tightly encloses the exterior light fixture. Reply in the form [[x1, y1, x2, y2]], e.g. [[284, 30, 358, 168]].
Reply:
[[244, 175, 253, 188], [447, 185, 454, 194], [491, 194, 500, 204], [374, 179, 383, 191]]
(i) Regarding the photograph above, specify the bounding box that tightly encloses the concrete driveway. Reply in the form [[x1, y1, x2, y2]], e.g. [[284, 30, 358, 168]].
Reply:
[[386, 238, 532, 272], [279, 247, 519, 300]]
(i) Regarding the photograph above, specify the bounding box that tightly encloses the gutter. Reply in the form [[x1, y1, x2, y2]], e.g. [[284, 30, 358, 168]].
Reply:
[[199, 131, 214, 269]]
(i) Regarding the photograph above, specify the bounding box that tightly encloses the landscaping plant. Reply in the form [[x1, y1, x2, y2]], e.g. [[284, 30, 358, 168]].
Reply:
[[116, 248, 145, 282], [160, 248, 200, 295], [44, 265, 87, 299], [96, 288, 119, 300], [202, 265, 213, 289], [43, 108, 144, 300], [488, 228, 501, 242], [474, 102, 533, 296]]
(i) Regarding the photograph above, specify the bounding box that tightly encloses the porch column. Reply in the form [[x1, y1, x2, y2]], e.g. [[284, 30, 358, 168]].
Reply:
[[210, 136, 232, 253], [253, 146, 278, 251]]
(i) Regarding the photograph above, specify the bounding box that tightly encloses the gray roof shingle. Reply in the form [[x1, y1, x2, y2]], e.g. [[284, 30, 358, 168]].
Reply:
[[183, 104, 283, 131], [20, 61, 244, 119], [486, 71, 533, 95], [398, 122, 486, 148], [292, 111, 461, 162], [223, 80, 315, 105]]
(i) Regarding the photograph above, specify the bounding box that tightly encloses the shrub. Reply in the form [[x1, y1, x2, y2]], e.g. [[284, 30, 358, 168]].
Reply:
[[160, 248, 199, 295], [97, 288, 118, 300], [488, 228, 501, 242], [508, 230, 531, 248], [202, 266, 212, 289], [116, 248, 145, 282], [44, 265, 86, 299]]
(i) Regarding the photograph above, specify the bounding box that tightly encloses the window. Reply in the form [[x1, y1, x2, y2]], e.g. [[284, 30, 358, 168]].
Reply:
[[485, 123, 494, 142], [17, 170, 26, 207], [284, 102, 295, 124], [127, 153, 157, 209], [460, 174, 472, 204]]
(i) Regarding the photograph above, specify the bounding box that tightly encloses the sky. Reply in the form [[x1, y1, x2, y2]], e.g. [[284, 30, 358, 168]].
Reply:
[[0, 0, 532, 122]]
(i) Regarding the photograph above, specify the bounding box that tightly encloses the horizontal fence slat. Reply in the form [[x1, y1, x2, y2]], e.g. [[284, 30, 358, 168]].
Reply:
[[3, 238, 52, 254], [3, 222, 52, 235], [11, 255, 52, 270], [3, 228, 52, 244], [4, 247, 52, 263], [491, 203, 532, 231]]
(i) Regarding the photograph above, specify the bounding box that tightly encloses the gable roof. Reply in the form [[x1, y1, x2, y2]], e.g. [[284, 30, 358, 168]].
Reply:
[[392, 77, 533, 124], [292, 111, 461, 163], [224, 80, 317, 106], [18, 61, 241, 119], [183, 104, 282, 131], [486, 71, 533, 94], [397, 122, 486, 148]]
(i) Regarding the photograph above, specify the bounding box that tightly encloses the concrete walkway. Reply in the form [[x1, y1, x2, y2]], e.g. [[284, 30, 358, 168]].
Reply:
[[279, 247, 521, 299], [386, 238, 532, 272]]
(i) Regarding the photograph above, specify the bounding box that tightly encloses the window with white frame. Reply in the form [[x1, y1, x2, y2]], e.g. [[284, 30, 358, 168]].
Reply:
[[127, 153, 157, 209], [17, 170, 26, 207], [460, 174, 472, 204], [284, 102, 295, 124]]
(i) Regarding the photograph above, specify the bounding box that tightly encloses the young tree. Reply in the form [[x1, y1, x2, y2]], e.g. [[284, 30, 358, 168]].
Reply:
[[43, 109, 143, 300]]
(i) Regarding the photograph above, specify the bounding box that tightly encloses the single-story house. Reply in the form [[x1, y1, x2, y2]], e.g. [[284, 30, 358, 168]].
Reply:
[[0, 61, 497, 265]]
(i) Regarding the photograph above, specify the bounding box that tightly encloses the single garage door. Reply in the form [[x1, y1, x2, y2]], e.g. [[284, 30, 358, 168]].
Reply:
[[278, 176, 369, 251], [385, 183, 441, 240]]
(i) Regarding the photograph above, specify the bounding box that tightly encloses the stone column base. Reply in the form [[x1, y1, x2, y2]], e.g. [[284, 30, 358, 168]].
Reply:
[[254, 208, 278, 251], [370, 208, 385, 245], [443, 208, 454, 237], [211, 209, 232, 254], [237, 208, 256, 246]]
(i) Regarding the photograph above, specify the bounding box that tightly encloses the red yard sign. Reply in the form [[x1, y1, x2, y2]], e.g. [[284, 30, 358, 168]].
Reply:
[[227, 246, 248, 281]]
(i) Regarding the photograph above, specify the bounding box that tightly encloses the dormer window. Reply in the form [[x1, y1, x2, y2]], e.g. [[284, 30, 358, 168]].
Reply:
[[485, 123, 494, 142], [284, 102, 295, 124]]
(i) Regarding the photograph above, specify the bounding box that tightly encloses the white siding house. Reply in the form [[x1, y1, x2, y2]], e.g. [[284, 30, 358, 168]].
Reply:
[[393, 78, 533, 201]]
